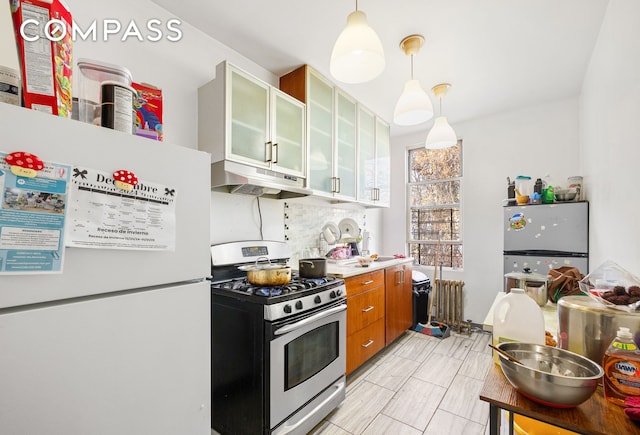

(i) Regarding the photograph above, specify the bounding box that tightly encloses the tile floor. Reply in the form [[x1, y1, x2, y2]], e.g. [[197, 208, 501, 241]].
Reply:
[[309, 329, 495, 435]]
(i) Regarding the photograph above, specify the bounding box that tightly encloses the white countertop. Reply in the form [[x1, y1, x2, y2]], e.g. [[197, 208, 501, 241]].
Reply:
[[482, 292, 559, 336], [326, 257, 414, 278]]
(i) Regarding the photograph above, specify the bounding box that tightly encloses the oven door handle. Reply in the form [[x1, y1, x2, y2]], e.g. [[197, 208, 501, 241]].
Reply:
[[274, 304, 346, 336]]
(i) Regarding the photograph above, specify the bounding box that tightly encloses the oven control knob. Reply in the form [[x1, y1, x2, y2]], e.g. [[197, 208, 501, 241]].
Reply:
[[329, 291, 337, 299], [295, 301, 303, 310], [314, 295, 321, 304], [336, 289, 343, 297], [283, 304, 292, 314]]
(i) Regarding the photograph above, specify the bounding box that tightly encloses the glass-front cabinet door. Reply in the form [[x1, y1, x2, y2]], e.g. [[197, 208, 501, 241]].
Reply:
[[307, 71, 334, 194], [358, 106, 376, 203], [375, 118, 391, 206], [335, 89, 357, 200], [227, 66, 270, 168], [272, 89, 305, 177]]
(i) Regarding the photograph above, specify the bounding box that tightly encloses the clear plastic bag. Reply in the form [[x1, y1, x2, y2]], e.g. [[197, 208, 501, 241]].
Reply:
[[578, 260, 640, 312]]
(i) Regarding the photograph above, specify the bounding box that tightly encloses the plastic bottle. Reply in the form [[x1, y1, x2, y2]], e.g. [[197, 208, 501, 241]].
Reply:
[[603, 327, 640, 406], [492, 288, 545, 364], [534, 178, 543, 195], [542, 175, 555, 204]]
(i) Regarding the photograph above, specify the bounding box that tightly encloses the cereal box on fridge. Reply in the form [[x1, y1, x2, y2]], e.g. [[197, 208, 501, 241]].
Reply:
[[132, 82, 163, 141], [9, 0, 73, 117]]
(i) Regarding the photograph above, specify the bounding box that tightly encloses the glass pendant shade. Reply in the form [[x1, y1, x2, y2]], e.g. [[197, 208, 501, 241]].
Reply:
[[330, 10, 385, 84], [393, 79, 433, 126], [425, 116, 457, 149]]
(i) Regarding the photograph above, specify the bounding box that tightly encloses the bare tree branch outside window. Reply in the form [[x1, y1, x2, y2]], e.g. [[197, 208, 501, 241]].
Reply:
[[407, 141, 463, 268]]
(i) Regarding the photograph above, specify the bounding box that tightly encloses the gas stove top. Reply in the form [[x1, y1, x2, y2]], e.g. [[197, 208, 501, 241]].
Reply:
[[212, 275, 340, 298], [211, 276, 346, 321], [210, 240, 347, 320]]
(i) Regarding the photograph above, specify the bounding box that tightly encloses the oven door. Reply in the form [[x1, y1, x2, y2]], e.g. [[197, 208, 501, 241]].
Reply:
[[268, 299, 346, 429]]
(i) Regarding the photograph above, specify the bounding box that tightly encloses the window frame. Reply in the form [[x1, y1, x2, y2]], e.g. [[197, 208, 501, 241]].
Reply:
[[406, 140, 463, 270]]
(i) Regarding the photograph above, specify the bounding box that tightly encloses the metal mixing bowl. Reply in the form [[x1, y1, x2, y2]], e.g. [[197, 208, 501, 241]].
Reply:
[[496, 342, 604, 408], [555, 190, 577, 201]]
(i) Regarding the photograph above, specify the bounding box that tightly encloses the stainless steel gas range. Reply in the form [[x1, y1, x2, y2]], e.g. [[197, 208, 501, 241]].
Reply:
[[210, 240, 346, 435]]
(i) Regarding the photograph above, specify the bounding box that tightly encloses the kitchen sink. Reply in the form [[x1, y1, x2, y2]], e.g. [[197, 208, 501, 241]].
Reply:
[[373, 256, 401, 262]]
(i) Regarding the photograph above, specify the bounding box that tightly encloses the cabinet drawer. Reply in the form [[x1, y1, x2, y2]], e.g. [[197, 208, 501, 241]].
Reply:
[[345, 270, 384, 297], [346, 318, 385, 375], [347, 286, 384, 336]]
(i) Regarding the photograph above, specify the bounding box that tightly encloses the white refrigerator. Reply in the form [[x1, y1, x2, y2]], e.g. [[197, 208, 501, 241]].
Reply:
[[0, 104, 211, 434]]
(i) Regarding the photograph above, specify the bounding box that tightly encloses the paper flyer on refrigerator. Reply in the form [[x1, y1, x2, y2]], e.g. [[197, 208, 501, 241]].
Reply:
[[0, 151, 71, 274], [66, 166, 177, 251]]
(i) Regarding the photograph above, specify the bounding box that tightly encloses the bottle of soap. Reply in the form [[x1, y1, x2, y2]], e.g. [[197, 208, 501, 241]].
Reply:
[[603, 327, 640, 406]]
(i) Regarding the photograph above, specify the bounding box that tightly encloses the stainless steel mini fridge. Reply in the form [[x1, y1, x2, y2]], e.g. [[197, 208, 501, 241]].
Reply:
[[503, 202, 589, 282]]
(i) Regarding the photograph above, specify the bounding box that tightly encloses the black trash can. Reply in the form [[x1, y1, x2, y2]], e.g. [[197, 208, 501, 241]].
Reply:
[[412, 270, 431, 329]]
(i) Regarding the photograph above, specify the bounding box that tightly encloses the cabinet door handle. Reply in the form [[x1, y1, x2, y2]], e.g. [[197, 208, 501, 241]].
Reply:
[[362, 340, 374, 348], [362, 306, 374, 313], [361, 280, 374, 285], [265, 141, 272, 162], [336, 177, 341, 193], [331, 177, 337, 193], [272, 142, 278, 164], [400, 270, 405, 285], [375, 188, 380, 201]]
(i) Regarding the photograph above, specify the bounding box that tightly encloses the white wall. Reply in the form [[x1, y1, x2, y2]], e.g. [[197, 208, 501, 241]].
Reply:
[[385, 98, 580, 323], [67, 0, 384, 247], [579, 0, 640, 273]]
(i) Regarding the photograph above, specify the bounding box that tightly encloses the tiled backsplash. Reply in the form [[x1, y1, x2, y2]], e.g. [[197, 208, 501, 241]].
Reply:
[[284, 202, 367, 265]]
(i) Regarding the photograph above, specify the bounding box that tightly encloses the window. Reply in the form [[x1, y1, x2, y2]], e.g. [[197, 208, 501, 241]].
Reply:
[[407, 141, 462, 268]]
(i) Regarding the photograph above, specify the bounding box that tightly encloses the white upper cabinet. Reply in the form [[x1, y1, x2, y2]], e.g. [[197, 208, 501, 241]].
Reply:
[[199, 61, 306, 178], [358, 106, 390, 207], [306, 69, 334, 194], [271, 89, 306, 176], [335, 89, 357, 200], [358, 106, 376, 203], [374, 117, 390, 206], [280, 64, 389, 207]]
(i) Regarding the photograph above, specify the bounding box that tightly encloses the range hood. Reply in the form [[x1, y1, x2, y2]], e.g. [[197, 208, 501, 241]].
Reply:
[[210, 160, 312, 199]]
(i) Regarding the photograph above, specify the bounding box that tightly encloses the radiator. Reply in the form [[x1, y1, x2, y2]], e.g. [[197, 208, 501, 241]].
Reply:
[[432, 279, 470, 334]]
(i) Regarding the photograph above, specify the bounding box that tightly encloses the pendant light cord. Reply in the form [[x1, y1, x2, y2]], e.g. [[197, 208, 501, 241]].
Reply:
[[410, 54, 414, 80]]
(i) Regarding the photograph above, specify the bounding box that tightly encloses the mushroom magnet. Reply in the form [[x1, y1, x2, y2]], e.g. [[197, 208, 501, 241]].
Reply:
[[112, 170, 139, 191], [4, 152, 44, 178]]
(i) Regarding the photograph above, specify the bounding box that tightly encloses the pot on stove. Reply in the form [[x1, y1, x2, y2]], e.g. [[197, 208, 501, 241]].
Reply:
[[299, 258, 327, 279], [238, 257, 291, 286]]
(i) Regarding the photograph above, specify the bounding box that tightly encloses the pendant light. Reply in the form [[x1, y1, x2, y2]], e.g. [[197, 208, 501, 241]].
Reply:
[[393, 34, 433, 126], [330, 0, 385, 84], [425, 83, 457, 149]]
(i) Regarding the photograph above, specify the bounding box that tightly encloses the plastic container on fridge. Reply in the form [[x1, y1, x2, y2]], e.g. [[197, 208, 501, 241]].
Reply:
[[76, 59, 132, 126]]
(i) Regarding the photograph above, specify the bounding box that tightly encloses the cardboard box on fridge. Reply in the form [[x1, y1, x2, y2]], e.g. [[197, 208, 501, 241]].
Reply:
[[132, 82, 163, 141], [9, 0, 73, 117]]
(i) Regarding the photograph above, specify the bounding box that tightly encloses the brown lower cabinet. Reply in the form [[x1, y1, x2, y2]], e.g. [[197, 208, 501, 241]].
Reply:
[[385, 263, 413, 345], [345, 270, 385, 375], [346, 318, 385, 375], [345, 264, 413, 375]]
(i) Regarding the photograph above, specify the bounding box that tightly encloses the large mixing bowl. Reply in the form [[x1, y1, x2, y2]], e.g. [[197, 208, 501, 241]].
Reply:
[[496, 342, 604, 408]]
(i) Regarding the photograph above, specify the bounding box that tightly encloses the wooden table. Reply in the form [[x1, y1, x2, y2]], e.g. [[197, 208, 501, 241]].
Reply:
[[479, 365, 640, 435]]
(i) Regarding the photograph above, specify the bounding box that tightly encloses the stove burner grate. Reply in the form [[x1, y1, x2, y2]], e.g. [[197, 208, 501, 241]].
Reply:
[[212, 275, 338, 297]]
